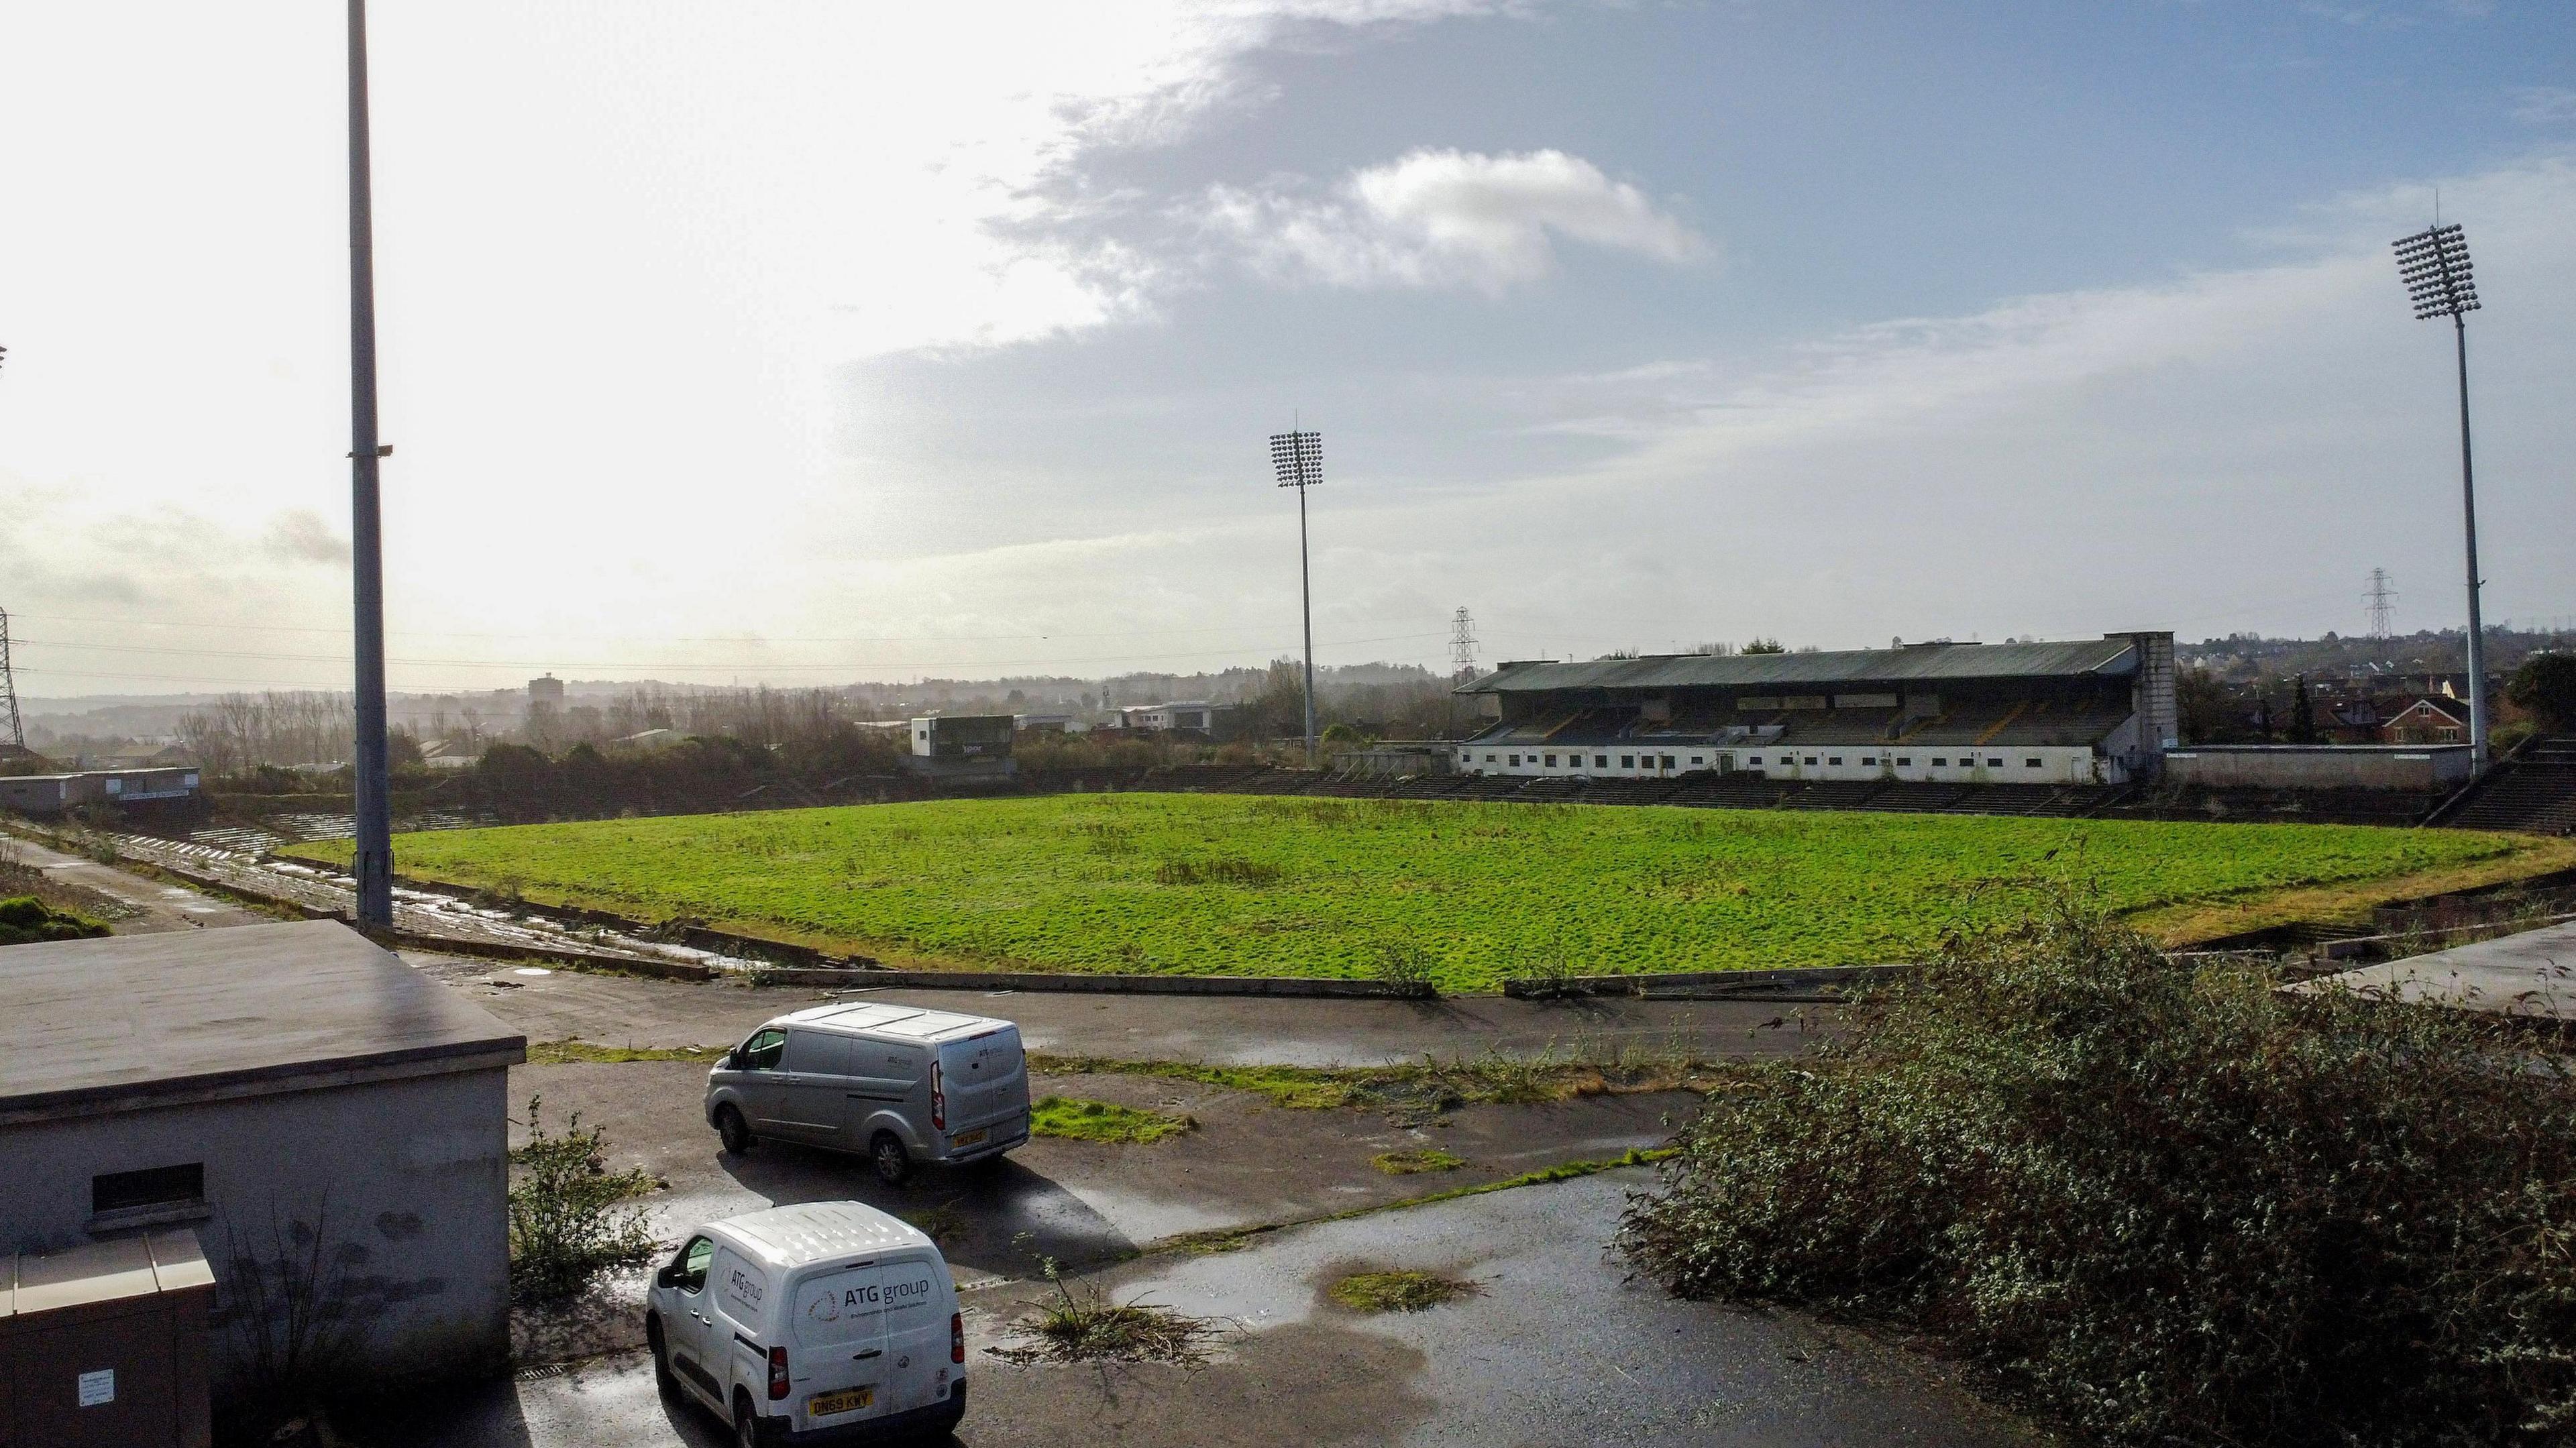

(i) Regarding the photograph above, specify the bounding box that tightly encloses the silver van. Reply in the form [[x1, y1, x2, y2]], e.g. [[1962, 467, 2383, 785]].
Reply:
[[707, 1003, 1031, 1184]]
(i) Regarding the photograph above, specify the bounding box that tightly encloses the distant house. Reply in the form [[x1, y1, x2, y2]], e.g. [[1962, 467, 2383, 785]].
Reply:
[[417, 738, 480, 771], [903, 715, 1016, 779], [2381, 696, 2469, 746], [99, 742, 195, 769], [1118, 702, 1226, 734]]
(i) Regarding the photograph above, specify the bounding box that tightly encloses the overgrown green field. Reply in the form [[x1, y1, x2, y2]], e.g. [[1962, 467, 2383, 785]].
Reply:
[[292, 793, 2565, 992]]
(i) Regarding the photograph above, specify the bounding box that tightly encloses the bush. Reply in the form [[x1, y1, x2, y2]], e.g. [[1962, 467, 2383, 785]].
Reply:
[[2506, 652, 2576, 734], [508, 1095, 657, 1300], [1619, 894, 2576, 1447]]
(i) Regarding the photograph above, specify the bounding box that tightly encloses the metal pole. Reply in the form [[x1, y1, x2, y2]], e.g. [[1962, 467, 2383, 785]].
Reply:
[[347, 0, 394, 928], [1297, 479, 1317, 768], [2454, 314, 2488, 774]]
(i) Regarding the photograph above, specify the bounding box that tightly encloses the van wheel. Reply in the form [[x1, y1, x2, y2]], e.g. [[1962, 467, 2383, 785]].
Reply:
[[645, 1315, 676, 1396], [731, 1390, 761, 1448], [871, 1131, 912, 1186], [716, 1105, 755, 1156]]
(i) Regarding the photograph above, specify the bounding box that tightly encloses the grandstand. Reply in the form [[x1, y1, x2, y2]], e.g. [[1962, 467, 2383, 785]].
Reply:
[[1450, 633, 2178, 789]]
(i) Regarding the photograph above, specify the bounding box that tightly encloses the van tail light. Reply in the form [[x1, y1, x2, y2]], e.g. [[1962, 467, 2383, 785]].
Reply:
[[951, 1311, 965, 1364], [768, 1345, 790, 1400], [930, 1059, 947, 1131]]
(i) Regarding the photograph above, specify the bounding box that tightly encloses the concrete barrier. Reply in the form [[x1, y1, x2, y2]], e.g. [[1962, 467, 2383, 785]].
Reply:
[[1501, 964, 1911, 1001], [747, 966, 1438, 999]]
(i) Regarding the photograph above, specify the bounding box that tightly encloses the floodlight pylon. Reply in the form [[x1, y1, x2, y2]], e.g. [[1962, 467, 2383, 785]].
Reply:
[[2390, 223, 2490, 772]]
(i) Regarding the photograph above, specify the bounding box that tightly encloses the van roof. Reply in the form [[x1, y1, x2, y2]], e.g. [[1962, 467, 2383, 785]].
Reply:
[[775, 1002, 1014, 1043], [711, 1201, 933, 1268]]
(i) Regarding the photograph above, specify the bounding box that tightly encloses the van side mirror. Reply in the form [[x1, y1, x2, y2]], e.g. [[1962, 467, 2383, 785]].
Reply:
[[655, 1265, 678, 1290], [721, 1050, 741, 1070]]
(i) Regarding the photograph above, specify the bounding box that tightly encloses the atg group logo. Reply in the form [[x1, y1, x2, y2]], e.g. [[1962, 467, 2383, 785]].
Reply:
[[807, 1291, 842, 1325]]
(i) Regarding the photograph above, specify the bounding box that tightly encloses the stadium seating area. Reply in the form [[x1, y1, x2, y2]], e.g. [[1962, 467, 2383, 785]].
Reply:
[[2438, 736, 2576, 835]]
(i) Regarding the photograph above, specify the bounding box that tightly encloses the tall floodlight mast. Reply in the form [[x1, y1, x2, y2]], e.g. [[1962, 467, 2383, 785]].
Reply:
[[2391, 222, 2489, 773], [346, 0, 394, 927], [1268, 429, 1324, 768]]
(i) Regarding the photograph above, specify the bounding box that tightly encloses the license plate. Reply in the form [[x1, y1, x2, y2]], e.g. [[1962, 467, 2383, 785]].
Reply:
[[809, 1386, 873, 1418], [951, 1127, 988, 1148]]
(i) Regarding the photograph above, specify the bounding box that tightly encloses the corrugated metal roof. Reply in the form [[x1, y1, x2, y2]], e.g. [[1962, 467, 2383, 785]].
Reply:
[[1456, 638, 2139, 694]]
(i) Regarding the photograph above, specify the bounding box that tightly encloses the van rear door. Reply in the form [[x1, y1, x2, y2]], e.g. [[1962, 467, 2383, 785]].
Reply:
[[937, 1027, 1028, 1142], [788, 1262, 889, 1431], [873, 1253, 957, 1414]]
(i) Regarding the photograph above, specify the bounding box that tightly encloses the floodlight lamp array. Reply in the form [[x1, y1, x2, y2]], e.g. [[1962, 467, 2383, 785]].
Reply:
[[2392, 224, 2478, 320], [1269, 430, 1322, 490]]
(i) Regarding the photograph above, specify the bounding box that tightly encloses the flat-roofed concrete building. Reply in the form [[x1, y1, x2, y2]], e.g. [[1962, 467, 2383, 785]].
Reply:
[[0, 921, 525, 1394], [0, 766, 201, 818]]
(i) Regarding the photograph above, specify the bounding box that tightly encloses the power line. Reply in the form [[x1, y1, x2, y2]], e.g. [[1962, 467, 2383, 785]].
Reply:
[[10, 630, 1446, 673], [4, 610, 1348, 645]]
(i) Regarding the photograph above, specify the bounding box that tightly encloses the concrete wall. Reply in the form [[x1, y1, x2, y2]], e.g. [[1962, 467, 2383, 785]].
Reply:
[[2161, 745, 2473, 791], [0, 1067, 512, 1393]]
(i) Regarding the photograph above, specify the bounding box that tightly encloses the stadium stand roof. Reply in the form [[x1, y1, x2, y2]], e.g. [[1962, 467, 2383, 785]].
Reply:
[[1455, 638, 2139, 695]]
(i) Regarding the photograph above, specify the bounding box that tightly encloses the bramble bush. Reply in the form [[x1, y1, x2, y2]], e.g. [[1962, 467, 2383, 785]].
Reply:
[[1619, 893, 2576, 1447], [508, 1095, 657, 1300]]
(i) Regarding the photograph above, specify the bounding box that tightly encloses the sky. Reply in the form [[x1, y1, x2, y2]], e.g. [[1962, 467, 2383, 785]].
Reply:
[[1, 0, 2571, 699]]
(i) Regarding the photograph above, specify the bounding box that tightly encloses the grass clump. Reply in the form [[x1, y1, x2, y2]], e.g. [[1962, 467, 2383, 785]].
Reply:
[[1619, 892, 2576, 1448], [1030, 1096, 1194, 1144], [999, 1261, 1226, 1365], [901, 1200, 967, 1247], [507, 1095, 657, 1301], [1154, 854, 1283, 886], [1371, 1148, 1465, 1176], [0, 895, 108, 946], [1327, 1270, 1481, 1315]]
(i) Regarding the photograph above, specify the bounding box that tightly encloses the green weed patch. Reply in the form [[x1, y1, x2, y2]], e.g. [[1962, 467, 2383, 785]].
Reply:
[[1327, 1269, 1482, 1313], [1371, 1148, 1466, 1175], [527, 1039, 719, 1065], [1030, 1096, 1194, 1144]]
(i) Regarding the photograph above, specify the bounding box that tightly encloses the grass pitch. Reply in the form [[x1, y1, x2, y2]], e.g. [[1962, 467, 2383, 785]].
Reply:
[[293, 793, 2570, 992]]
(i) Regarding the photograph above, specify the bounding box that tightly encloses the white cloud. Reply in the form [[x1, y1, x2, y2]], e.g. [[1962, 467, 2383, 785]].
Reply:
[[1203, 148, 1706, 292], [2515, 87, 2576, 125]]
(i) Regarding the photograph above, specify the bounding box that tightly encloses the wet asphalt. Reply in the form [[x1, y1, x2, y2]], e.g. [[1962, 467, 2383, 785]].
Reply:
[[3, 832, 271, 932], [362, 1170, 2043, 1448], [425, 952, 1839, 1070]]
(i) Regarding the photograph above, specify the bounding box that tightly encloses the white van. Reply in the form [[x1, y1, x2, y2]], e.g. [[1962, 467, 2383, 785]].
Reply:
[[646, 1201, 967, 1446], [706, 1004, 1032, 1184]]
